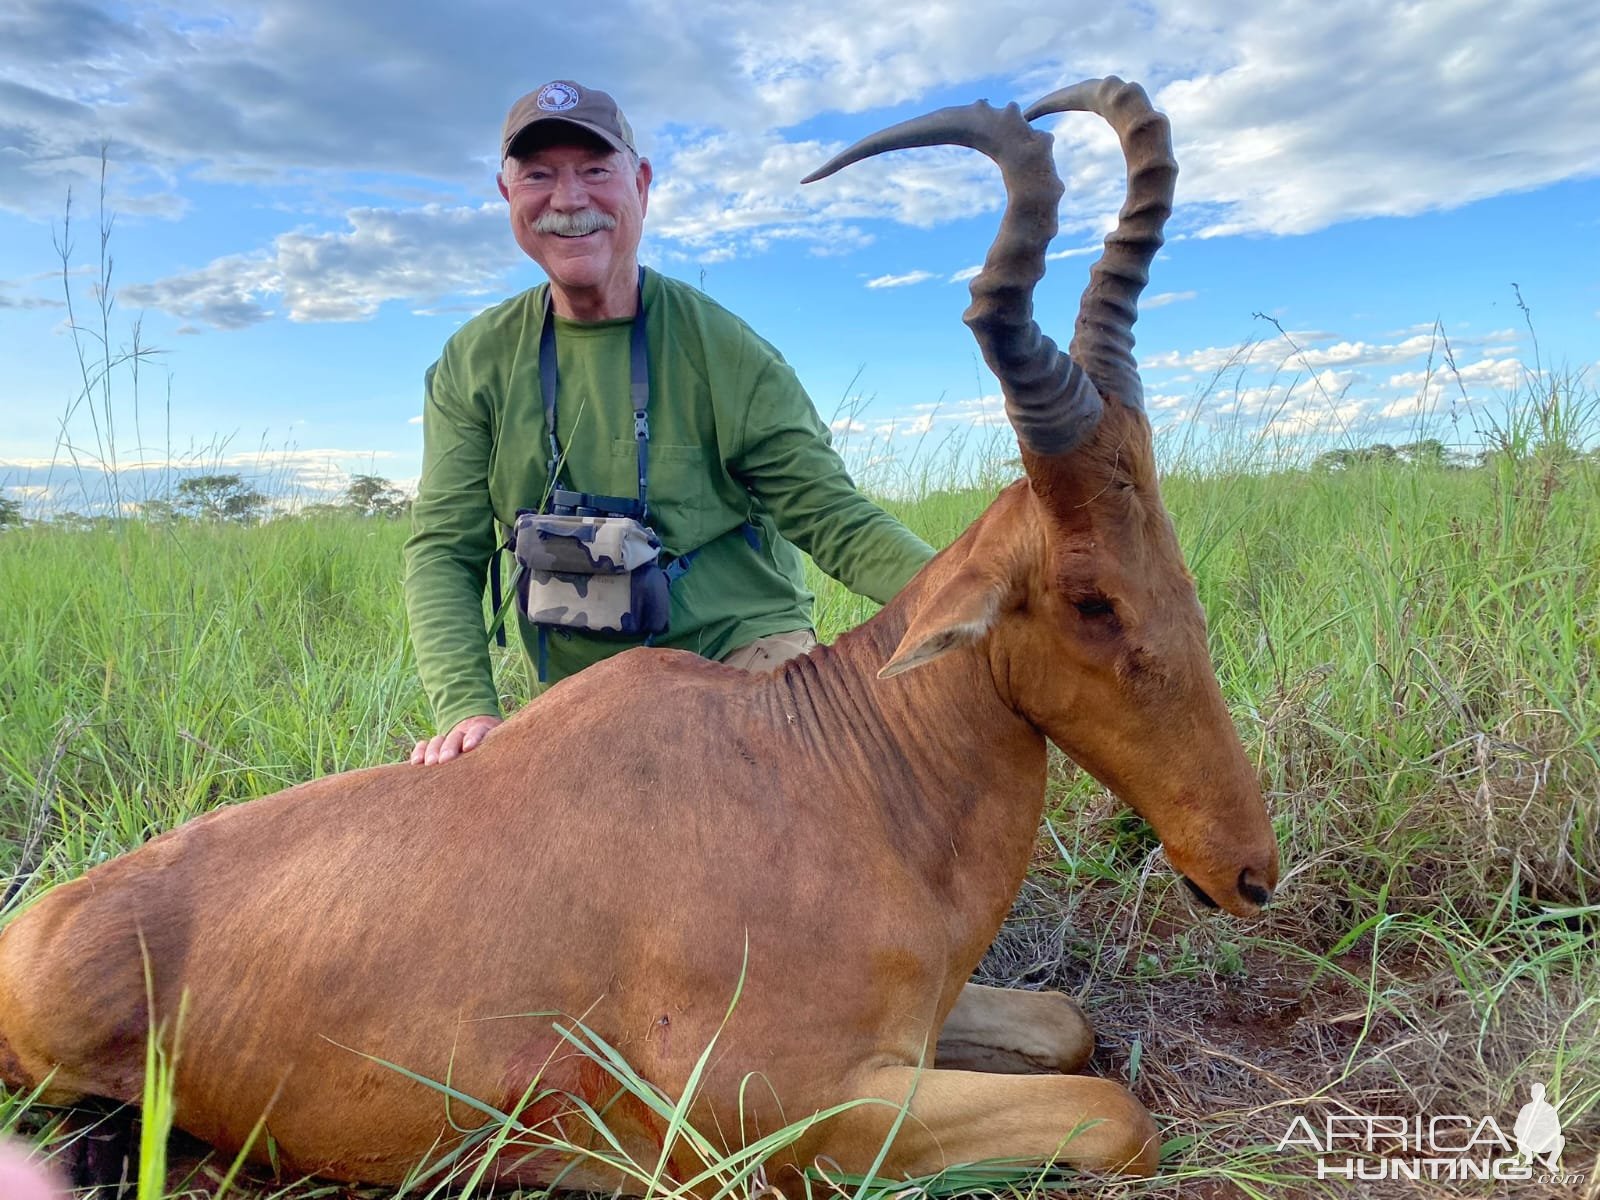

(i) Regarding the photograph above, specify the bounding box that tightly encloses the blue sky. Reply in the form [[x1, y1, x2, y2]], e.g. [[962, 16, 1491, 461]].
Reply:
[[1, 0, 1597, 514]]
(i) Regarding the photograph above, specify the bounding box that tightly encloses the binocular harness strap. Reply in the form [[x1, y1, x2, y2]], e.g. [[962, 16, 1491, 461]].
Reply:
[[487, 267, 652, 652], [539, 266, 650, 513]]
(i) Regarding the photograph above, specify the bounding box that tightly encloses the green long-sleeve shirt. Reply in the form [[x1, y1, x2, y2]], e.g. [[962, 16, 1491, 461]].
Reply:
[[404, 267, 935, 731]]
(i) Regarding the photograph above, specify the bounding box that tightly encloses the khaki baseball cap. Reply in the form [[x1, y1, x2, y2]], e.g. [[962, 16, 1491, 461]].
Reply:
[[501, 80, 637, 160]]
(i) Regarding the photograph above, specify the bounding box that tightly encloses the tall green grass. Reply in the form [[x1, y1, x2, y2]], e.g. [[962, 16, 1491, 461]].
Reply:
[[1, 370, 1596, 1197]]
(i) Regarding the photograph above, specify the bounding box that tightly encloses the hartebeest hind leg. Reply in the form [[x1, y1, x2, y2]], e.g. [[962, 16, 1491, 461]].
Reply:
[[816, 1066, 1159, 1179], [935, 983, 1094, 1074]]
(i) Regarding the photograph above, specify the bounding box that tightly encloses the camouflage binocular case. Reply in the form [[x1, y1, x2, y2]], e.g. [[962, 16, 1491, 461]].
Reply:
[[510, 505, 671, 638]]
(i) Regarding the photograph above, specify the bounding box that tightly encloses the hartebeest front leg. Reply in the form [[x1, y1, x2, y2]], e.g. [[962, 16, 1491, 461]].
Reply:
[[813, 1065, 1159, 1179], [935, 983, 1094, 1074]]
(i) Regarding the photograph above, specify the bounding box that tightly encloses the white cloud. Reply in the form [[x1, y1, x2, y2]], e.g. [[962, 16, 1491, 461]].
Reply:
[[1144, 290, 1196, 309], [865, 270, 936, 289], [1388, 321, 1448, 338], [1144, 327, 1524, 377], [871, 393, 1012, 435], [647, 130, 1000, 260], [1269, 399, 1368, 436], [1376, 394, 1435, 421], [947, 393, 1010, 428], [1125, 320, 1544, 451], [1048, 246, 1101, 261], [1297, 336, 1443, 368], [0, 289, 64, 311], [951, 244, 1098, 283], [1143, 341, 1266, 374], [1147, 1, 1600, 237], [8, 0, 1595, 317], [721, 0, 1600, 242], [121, 203, 509, 328], [1387, 355, 1525, 394], [869, 410, 946, 438]]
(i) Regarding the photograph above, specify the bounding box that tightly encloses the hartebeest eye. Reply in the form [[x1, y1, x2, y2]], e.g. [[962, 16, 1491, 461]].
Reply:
[[1073, 594, 1118, 622]]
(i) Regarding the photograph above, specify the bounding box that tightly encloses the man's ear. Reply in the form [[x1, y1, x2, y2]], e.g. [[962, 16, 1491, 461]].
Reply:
[[636, 156, 652, 217], [496, 170, 510, 202], [879, 564, 1003, 678]]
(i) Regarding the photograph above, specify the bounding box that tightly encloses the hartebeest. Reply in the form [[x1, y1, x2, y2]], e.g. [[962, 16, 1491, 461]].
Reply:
[[0, 78, 1276, 1191]]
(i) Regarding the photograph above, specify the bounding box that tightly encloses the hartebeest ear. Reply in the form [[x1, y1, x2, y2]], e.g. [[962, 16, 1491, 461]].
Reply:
[[879, 565, 1004, 678]]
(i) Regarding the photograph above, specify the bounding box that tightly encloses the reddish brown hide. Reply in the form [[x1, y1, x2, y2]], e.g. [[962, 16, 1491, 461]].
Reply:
[[0, 79, 1277, 1193]]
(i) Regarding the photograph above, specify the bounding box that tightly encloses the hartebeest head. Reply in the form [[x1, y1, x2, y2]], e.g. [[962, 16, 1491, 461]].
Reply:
[[805, 79, 1278, 916]]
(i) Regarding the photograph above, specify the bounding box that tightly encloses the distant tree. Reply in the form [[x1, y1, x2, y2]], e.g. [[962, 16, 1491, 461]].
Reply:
[[138, 497, 180, 523], [343, 474, 408, 519], [1313, 448, 1353, 471], [1398, 438, 1447, 466], [172, 473, 269, 522], [48, 511, 120, 531], [0, 493, 20, 527], [1314, 442, 1411, 471], [1317, 439, 1477, 472]]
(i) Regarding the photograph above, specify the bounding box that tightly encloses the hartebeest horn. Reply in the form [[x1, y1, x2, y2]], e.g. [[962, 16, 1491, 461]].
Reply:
[[803, 102, 1104, 457], [1025, 78, 1176, 411]]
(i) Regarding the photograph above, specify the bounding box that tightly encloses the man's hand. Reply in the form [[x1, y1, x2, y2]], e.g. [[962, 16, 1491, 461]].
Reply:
[[410, 714, 504, 766]]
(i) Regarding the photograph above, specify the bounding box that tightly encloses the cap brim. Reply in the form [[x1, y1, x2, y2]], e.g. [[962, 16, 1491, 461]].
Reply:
[[503, 117, 629, 159]]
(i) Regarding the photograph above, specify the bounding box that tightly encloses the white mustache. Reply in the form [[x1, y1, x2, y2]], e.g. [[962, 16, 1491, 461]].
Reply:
[[534, 210, 617, 237]]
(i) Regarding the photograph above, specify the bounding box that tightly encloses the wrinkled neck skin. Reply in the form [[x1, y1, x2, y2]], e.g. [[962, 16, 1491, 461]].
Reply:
[[749, 494, 1046, 967]]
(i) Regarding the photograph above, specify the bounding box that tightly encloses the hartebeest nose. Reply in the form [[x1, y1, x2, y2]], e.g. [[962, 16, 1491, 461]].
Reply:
[[1239, 868, 1273, 908]]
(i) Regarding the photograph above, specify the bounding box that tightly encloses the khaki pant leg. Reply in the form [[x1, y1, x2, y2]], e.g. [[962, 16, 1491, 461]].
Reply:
[[719, 628, 818, 672]]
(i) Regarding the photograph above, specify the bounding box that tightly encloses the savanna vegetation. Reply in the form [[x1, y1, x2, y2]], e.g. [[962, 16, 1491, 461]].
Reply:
[[1, 359, 1596, 1198]]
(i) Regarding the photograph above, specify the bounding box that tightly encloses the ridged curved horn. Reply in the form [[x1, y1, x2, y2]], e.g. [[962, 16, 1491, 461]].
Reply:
[[1024, 78, 1175, 411], [803, 103, 1104, 457]]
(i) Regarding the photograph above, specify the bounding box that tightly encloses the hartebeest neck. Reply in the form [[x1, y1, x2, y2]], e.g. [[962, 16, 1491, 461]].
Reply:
[[753, 513, 1050, 970]]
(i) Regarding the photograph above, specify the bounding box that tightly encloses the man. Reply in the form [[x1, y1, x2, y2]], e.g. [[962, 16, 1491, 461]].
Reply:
[[406, 80, 933, 765]]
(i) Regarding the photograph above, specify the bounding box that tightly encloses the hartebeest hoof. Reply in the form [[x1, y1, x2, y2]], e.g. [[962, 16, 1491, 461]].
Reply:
[[935, 982, 1095, 1074]]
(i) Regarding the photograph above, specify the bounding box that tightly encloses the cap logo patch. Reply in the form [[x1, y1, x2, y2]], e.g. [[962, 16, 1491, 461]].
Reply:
[[536, 83, 581, 112]]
